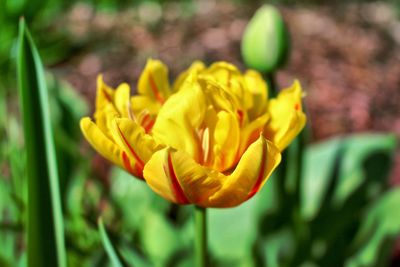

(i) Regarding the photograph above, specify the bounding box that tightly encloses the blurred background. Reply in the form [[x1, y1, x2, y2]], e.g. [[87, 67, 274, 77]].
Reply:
[[1, 0, 400, 266]]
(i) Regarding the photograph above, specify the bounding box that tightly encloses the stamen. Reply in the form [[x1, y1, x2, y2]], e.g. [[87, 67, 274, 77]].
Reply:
[[202, 127, 210, 164], [127, 100, 135, 120]]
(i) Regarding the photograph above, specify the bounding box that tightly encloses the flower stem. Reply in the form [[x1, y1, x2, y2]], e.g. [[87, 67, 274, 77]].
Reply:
[[195, 206, 208, 267], [265, 72, 277, 98]]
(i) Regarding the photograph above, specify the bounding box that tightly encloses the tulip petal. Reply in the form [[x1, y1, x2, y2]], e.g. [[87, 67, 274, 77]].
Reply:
[[114, 83, 131, 118], [172, 61, 205, 92], [209, 136, 281, 207], [244, 70, 268, 119], [144, 136, 280, 208], [110, 118, 161, 171], [212, 110, 240, 171], [138, 59, 171, 104], [80, 117, 140, 176], [130, 95, 161, 115], [94, 103, 119, 140], [151, 77, 206, 162], [264, 80, 306, 150], [204, 62, 253, 110], [143, 147, 223, 206], [95, 75, 115, 111], [239, 112, 270, 156]]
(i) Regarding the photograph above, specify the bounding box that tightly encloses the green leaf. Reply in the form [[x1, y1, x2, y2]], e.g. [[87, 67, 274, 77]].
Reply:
[[332, 134, 396, 206], [346, 188, 400, 267], [110, 167, 170, 233], [140, 210, 182, 266], [301, 134, 396, 220], [209, 196, 260, 265], [17, 18, 66, 267], [98, 218, 125, 267], [261, 228, 295, 267], [119, 245, 152, 267]]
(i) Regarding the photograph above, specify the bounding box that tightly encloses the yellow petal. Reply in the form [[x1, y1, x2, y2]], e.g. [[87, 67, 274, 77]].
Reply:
[[199, 77, 236, 113], [239, 112, 270, 156], [94, 103, 119, 140], [172, 61, 206, 92], [130, 95, 161, 115], [110, 118, 161, 171], [151, 76, 207, 162], [143, 136, 281, 208], [264, 80, 306, 150], [209, 136, 281, 207], [114, 83, 131, 118], [137, 59, 171, 104], [244, 70, 268, 119], [143, 147, 223, 205], [80, 117, 140, 176], [212, 110, 240, 171], [204, 61, 253, 110], [95, 74, 115, 111]]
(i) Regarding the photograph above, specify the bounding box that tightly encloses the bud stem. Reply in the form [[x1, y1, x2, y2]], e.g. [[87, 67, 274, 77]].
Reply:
[[265, 72, 278, 98]]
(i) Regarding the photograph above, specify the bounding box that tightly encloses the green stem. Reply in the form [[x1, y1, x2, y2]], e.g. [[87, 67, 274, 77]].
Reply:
[[265, 72, 277, 98], [195, 206, 208, 267]]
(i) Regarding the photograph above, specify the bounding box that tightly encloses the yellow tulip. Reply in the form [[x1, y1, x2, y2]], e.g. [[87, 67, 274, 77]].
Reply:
[[80, 59, 306, 208]]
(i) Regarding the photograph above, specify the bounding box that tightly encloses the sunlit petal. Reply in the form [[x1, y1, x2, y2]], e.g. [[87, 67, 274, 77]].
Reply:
[[212, 110, 240, 171], [95, 74, 115, 111], [110, 118, 162, 170], [244, 70, 268, 119], [151, 75, 207, 162], [173, 60, 206, 91], [264, 80, 306, 150], [143, 147, 223, 205], [137, 58, 171, 104], [114, 83, 131, 118], [209, 136, 281, 207], [80, 117, 140, 176]]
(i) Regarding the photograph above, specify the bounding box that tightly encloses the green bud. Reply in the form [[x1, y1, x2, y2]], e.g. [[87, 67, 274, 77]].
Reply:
[[241, 5, 290, 73]]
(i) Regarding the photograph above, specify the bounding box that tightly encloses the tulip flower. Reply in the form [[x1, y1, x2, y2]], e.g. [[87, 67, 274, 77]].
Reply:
[[80, 59, 306, 208]]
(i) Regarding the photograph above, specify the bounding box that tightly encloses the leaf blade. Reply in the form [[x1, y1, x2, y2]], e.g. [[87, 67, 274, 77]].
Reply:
[[17, 18, 66, 267], [98, 217, 125, 267]]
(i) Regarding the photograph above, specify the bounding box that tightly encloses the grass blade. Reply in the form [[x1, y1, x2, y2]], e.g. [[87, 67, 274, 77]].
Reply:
[[98, 217, 126, 267], [17, 18, 66, 267]]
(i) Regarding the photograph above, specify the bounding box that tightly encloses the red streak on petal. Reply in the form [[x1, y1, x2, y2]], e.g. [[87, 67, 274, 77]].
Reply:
[[122, 151, 143, 178], [237, 110, 244, 127], [246, 142, 267, 200], [294, 103, 300, 111], [102, 88, 112, 102], [116, 125, 145, 171], [148, 72, 165, 104], [143, 119, 155, 133], [140, 113, 155, 133], [167, 152, 189, 204], [141, 113, 150, 125]]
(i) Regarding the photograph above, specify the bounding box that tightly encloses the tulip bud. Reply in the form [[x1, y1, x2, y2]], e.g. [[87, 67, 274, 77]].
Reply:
[[241, 5, 290, 73]]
